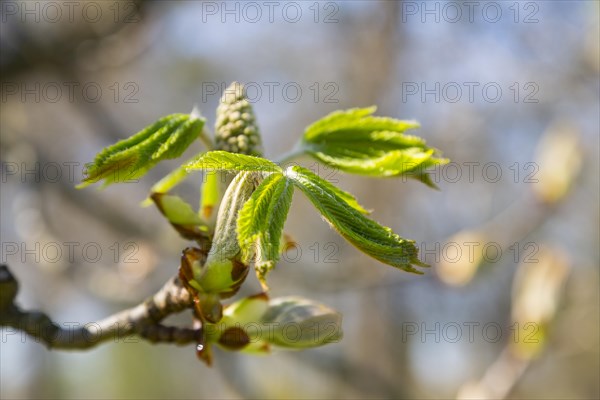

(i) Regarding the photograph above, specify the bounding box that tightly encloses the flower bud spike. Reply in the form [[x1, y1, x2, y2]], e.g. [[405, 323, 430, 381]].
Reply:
[[215, 82, 263, 156]]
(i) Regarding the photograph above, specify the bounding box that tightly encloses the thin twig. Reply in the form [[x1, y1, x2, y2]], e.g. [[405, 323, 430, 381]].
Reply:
[[0, 265, 199, 350]]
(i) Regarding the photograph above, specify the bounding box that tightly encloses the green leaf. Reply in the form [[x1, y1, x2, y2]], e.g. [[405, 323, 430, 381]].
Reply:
[[78, 114, 204, 188], [309, 146, 440, 178], [185, 151, 280, 174], [304, 106, 419, 141], [302, 107, 448, 187], [286, 166, 426, 273], [305, 167, 370, 214], [237, 173, 294, 285]]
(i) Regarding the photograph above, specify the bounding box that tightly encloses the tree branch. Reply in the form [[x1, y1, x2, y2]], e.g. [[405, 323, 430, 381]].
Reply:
[[0, 265, 200, 350]]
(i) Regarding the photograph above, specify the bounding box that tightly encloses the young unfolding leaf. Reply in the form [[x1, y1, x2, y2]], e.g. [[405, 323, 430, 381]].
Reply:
[[237, 173, 294, 286], [194, 172, 260, 295], [78, 114, 204, 188], [301, 107, 448, 187], [185, 151, 280, 174], [286, 166, 426, 273]]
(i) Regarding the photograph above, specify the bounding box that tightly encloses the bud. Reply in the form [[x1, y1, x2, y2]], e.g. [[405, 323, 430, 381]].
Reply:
[[203, 293, 270, 353], [215, 82, 263, 156], [533, 121, 581, 205], [203, 295, 342, 353], [198, 292, 223, 323], [437, 230, 488, 287], [261, 296, 343, 349], [220, 293, 271, 353], [224, 293, 270, 324], [510, 245, 570, 359]]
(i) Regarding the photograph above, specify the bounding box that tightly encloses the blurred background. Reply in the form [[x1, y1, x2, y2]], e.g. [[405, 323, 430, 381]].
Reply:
[[1, 1, 598, 399]]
